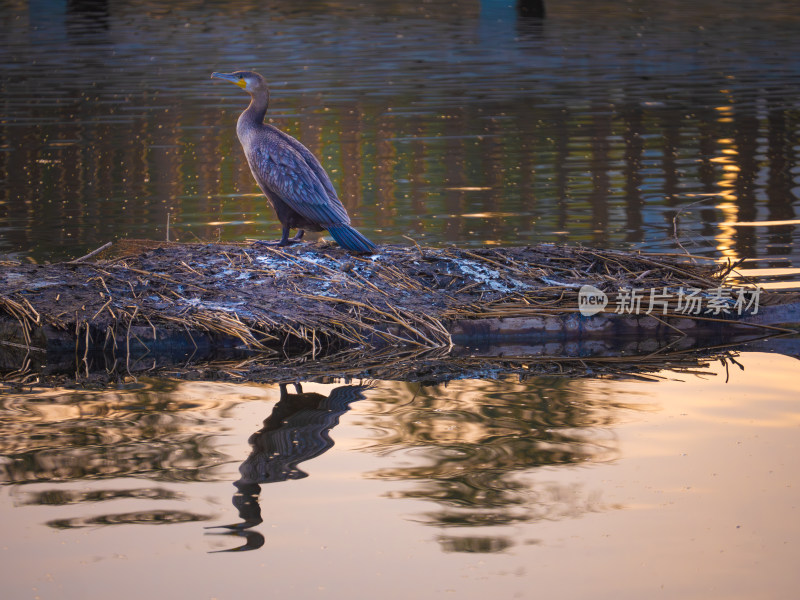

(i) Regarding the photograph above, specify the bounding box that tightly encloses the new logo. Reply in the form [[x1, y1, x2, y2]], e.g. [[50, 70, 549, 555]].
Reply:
[[578, 285, 608, 316]]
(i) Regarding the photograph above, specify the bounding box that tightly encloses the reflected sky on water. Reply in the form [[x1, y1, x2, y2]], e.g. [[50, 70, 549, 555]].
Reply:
[[1, 1, 800, 285], [0, 352, 799, 598]]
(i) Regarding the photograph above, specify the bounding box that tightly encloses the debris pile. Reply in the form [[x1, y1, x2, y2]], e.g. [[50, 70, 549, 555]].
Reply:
[[0, 239, 795, 383]]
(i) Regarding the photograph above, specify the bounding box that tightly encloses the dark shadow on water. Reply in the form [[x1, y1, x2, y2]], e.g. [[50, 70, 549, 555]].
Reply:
[[517, 0, 546, 19], [205, 383, 369, 552], [438, 535, 514, 553], [66, 0, 110, 36], [47, 508, 209, 529], [15, 486, 184, 506]]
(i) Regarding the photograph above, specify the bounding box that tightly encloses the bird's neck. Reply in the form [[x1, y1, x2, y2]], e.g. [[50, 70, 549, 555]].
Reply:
[[239, 89, 270, 129]]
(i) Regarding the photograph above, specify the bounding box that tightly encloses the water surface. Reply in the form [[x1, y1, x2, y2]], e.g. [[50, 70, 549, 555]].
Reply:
[[2, 1, 800, 285], [1, 352, 798, 599], [2, 3, 800, 598]]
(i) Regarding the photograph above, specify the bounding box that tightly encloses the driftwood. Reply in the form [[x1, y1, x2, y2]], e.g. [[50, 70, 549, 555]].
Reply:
[[1, 239, 798, 384]]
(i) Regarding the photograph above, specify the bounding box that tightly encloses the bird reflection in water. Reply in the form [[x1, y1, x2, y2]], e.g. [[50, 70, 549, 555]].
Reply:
[[206, 383, 368, 552]]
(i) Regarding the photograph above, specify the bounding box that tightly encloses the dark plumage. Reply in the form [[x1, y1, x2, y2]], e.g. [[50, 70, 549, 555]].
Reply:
[[211, 70, 376, 253]]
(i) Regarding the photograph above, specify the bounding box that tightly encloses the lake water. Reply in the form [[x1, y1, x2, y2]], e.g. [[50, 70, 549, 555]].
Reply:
[[1, 1, 800, 598], [2, 354, 800, 599]]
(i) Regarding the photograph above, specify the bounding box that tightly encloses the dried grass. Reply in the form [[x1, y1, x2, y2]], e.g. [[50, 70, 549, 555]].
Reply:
[[0, 239, 786, 378]]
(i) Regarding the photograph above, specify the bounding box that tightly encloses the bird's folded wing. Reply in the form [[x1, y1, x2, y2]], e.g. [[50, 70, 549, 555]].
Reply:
[[250, 140, 350, 227]]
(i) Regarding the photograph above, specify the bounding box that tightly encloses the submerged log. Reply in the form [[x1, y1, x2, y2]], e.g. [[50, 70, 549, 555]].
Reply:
[[1, 239, 798, 381]]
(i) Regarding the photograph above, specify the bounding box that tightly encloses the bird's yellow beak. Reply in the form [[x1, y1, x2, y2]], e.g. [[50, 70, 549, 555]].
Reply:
[[211, 72, 247, 88]]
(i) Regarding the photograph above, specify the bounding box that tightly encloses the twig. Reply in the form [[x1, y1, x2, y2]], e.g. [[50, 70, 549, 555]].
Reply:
[[672, 198, 719, 259], [402, 235, 425, 259], [68, 241, 113, 265]]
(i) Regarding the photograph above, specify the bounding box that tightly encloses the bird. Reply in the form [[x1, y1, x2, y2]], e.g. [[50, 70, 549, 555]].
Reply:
[[211, 70, 377, 254]]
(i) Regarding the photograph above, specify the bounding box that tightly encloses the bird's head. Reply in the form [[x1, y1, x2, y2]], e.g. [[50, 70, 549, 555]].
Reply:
[[211, 70, 268, 94]]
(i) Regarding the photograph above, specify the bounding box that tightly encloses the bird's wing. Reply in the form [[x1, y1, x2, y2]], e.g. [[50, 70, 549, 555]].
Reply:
[[248, 129, 350, 226], [274, 127, 340, 202]]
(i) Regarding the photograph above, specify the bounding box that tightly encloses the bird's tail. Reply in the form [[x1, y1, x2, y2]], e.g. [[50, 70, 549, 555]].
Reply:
[[326, 224, 377, 254]]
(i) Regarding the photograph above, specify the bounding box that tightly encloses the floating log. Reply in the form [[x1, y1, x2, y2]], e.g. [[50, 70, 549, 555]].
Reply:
[[1, 239, 798, 383]]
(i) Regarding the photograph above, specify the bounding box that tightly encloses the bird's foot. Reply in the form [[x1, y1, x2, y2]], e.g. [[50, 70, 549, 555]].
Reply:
[[252, 239, 302, 247], [253, 229, 304, 247]]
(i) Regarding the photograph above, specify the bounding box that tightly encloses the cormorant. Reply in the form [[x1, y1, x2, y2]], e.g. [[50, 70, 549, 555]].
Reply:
[[211, 71, 377, 253]]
